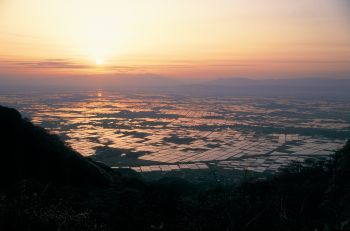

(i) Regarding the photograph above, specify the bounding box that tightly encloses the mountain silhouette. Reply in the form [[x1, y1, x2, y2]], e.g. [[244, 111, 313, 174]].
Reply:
[[0, 106, 112, 188]]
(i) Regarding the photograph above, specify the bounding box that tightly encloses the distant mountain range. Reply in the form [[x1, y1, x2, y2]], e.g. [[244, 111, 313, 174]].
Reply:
[[185, 77, 350, 98], [1, 74, 350, 98]]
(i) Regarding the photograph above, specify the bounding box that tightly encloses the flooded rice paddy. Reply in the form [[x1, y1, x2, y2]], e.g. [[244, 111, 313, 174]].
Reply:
[[1, 90, 348, 176]]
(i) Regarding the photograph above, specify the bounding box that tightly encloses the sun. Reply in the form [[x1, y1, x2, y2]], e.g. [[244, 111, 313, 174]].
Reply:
[[95, 58, 104, 66]]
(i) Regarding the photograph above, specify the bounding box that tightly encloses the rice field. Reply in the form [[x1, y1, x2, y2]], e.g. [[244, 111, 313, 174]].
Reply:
[[0, 90, 348, 174]]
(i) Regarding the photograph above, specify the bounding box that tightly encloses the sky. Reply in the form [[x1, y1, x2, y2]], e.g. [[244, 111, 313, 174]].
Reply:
[[0, 0, 350, 80]]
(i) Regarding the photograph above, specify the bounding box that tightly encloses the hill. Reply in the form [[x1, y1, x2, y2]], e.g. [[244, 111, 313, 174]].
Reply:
[[0, 106, 112, 188]]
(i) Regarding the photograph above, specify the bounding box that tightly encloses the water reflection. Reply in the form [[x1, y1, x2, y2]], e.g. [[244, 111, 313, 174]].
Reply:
[[0, 91, 348, 173]]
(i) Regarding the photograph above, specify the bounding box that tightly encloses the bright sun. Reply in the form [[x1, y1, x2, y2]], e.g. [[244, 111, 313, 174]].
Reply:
[[95, 58, 104, 66]]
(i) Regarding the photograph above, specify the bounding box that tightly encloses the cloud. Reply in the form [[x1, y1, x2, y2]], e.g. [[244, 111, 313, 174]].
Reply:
[[108, 64, 193, 72], [0, 59, 196, 74], [2, 57, 348, 77], [1, 59, 91, 69], [267, 59, 350, 64]]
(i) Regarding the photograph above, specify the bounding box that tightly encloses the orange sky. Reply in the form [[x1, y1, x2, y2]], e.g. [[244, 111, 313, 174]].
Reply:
[[1, 0, 350, 79]]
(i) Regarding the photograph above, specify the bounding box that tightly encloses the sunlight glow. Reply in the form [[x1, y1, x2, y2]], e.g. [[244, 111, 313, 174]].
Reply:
[[95, 58, 104, 66], [0, 0, 349, 79]]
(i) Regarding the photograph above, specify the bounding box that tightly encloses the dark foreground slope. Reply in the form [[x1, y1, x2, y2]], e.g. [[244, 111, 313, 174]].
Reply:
[[0, 106, 112, 188], [0, 105, 349, 231]]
